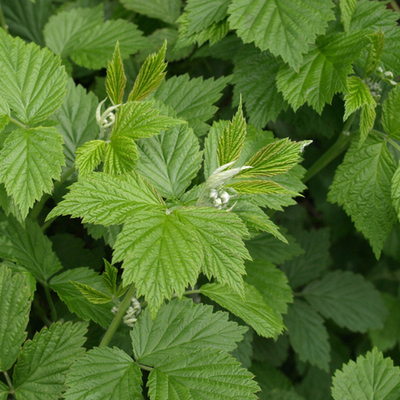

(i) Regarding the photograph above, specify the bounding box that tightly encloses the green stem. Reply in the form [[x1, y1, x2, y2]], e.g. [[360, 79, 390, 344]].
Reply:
[[390, 0, 400, 13], [136, 362, 153, 372], [302, 113, 357, 183], [32, 297, 52, 326], [3, 371, 15, 399], [100, 283, 136, 347], [183, 289, 201, 296], [44, 284, 57, 321], [9, 116, 27, 129], [0, 4, 8, 33], [372, 129, 400, 152]]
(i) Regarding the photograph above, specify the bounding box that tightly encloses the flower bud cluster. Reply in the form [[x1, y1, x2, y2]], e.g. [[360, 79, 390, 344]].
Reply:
[[111, 296, 141, 327], [209, 188, 230, 209]]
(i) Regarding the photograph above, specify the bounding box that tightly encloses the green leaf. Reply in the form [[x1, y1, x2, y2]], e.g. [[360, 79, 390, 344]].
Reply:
[[284, 299, 330, 371], [365, 30, 385, 77], [340, 0, 357, 32], [231, 328, 253, 368], [65, 347, 142, 400], [75, 140, 106, 176], [147, 349, 259, 399], [128, 41, 167, 102], [136, 124, 203, 199], [232, 45, 287, 128], [0, 215, 62, 281], [392, 164, 400, 220], [0, 265, 30, 372], [331, 348, 400, 400], [120, 0, 182, 24], [200, 282, 285, 338], [13, 321, 87, 400], [103, 135, 139, 175], [228, 0, 335, 71], [113, 210, 203, 318], [383, 85, 400, 140], [0, 30, 67, 125], [359, 102, 376, 146], [71, 282, 113, 304], [228, 180, 296, 196], [328, 135, 397, 258], [47, 171, 165, 226], [381, 27, 400, 76], [0, 381, 9, 400], [175, 207, 251, 297], [53, 79, 99, 169], [85, 223, 122, 248], [106, 42, 127, 105], [217, 102, 247, 166], [132, 298, 247, 365], [102, 260, 118, 295], [49, 268, 114, 328], [303, 271, 387, 332], [276, 31, 370, 113]]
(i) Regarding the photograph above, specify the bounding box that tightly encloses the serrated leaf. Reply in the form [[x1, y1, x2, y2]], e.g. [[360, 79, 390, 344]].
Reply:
[[0, 33, 66, 125], [365, 30, 385, 77], [228, 0, 335, 71], [120, 0, 181, 24], [0, 215, 62, 281], [359, 102, 376, 146], [0, 96, 10, 133], [103, 135, 139, 175], [332, 348, 400, 400], [0, 127, 65, 218], [201, 282, 284, 338], [49, 268, 114, 328], [0, 381, 9, 400], [303, 271, 387, 332], [71, 282, 113, 304], [284, 299, 330, 371], [176, 207, 250, 297], [276, 31, 370, 113], [76, 140, 106, 176], [102, 260, 118, 295], [340, 0, 357, 32], [228, 180, 297, 196], [85, 224, 122, 248], [232, 45, 287, 129], [65, 347, 142, 400], [231, 328, 253, 368], [13, 321, 87, 400], [128, 41, 167, 102], [328, 135, 396, 258], [47, 171, 165, 226], [136, 124, 202, 199], [0, 265, 30, 372], [381, 27, 400, 76], [148, 349, 259, 399], [383, 85, 400, 140], [392, 164, 400, 220], [113, 210, 203, 318], [132, 298, 247, 365], [106, 42, 127, 105]]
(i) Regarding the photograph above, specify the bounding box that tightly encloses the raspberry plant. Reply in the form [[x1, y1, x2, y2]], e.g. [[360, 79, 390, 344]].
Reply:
[[1, 0, 400, 399]]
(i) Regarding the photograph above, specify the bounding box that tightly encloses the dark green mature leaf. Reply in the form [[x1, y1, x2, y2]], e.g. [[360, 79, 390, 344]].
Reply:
[[383, 85, 400, 140], [106, 42, 127, 105], [328, 135, 397, 258], [65, 347, 142, 400], [0, 215, 62, 281], [340, 0, 357, 32], [201, 282, 285, 338], [228, 0, 335, 71], [331, 348, 400, 400], [284, 299, 330, 371], [136, 124, 202, 199], [392, 165, 400, 224], [132, 298, 246, 365], [231, 328, 253, 368], [0, 381, 9, 400], [303, 271, 387, 332], [47, 171, 165, 226], [13, 322, 87, 400], [381, 27, 400, 76], [113, 210, 203, 318], [0, 265, 30, 372], [147, 349, 259, 399]]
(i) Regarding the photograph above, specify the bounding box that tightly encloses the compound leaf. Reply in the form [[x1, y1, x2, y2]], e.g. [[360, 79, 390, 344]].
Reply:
[[120, 0, 181, 24]]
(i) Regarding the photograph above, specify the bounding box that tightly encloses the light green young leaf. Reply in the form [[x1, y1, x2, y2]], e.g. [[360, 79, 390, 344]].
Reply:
[[0, 265, 30, 372], [176, 207, 251, 297], [0, 381, 9, 400], [303, 271, 387, 332], [359, 102, 376, 146], [148, 349, 259, 399], [228, 0, 335, 71], [53, 79, 99, 168], [331, 348, 400, 400], [200, 282, 285, 338], [75, 140, 106, 176], [365, 30, 385, 77], [0, 127, 65, 219], [383, 85, 400, 140], [120, 0, 181, 24], [128, 41, 167, 102], [65, 347, 142, 400], [340, 0, 357, 31], [276, 31, 370, 113], [228, 180, 297, 196], [0, 215, 62, 281], [13, 321, 87, 400], [217, 102, 246, 166], [106, 42, 127, 105], [136, 124, 202, 199], [102, 260, 118, 295], [284, 299, 330, 371], [232, 45, 287, 129], [0, 30, 67, 125], [47, 171, 165, 226], [71, 282, 113, 304], [49, 268, 114, 328], [103, 135, 139, 175], [132, 298, 247, 365], [113, 210, 203, 318], [328, 135, 396, 259]]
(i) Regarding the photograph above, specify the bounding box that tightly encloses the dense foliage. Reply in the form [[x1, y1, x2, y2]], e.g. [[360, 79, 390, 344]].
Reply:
[[1, 0, 400, 399]]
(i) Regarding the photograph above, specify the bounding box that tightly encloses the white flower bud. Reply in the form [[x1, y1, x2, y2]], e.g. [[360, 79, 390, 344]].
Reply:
[[219, 191, 230, 204], [384, 71, 394, 80], [213, 198, 222, 207], [209, 189, 218, 199]]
